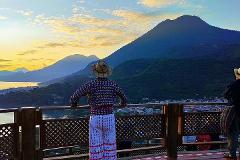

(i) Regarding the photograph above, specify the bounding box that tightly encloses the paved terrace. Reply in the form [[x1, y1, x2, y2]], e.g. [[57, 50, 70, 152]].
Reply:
[[0, 103, 237, 160]]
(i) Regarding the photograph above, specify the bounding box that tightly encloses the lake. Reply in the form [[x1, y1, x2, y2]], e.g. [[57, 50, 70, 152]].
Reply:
[[0, 81, 38, 124], [0, 81, 39, 90], [0, 113, 14, 124]]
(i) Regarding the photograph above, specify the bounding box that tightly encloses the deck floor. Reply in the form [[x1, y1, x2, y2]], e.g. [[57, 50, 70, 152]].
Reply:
[[133, 151, 239, 160]]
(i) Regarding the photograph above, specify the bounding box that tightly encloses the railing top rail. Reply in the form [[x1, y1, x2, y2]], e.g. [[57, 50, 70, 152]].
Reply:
[[181, 102, 227, 106], [38, 103, 165, 110], [38, 105, 89, 110], [128, 102, 228, 105], [0, 102, 228, 112]]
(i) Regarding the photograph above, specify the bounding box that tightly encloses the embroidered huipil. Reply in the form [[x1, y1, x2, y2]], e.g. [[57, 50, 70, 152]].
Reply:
[[70, 77, 127, 114]]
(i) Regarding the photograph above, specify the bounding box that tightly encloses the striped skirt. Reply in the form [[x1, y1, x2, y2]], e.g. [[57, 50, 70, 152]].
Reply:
[[89, 114, 117, 160]]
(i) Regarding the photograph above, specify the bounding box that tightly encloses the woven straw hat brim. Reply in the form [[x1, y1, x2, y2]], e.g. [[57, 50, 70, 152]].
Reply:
[[93, 67, 112, 78], [234, 68, 240, 79]]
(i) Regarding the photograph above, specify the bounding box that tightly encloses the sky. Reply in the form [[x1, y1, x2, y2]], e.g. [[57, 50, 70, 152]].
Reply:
[[0, 0, 239, 71]]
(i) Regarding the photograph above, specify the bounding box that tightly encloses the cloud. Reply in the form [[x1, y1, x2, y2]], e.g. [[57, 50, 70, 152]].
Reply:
[[93, 9, 112, 14], [16, 10, 33, 16], [138, 0, 185, 8], [112, 9, 166, 23], [30, 6, 181, 60], [0, 8, 33, 17], [33, 14, 131, 48], [112, 9, 181, 33], [0, 15, 7, 20], [17, 43, 67, 55], [41, 42, 67, 48], [29, 58, 53, 61], [77, 0, 85, 3], [0, 64, 12, 67], [36, 9, 180, 36], [0, 8, 9, 10], [113, 9, 152, 20], [17, 50, 38, 56], [0, 59, 11, 62], [72, 5, 80, 14]]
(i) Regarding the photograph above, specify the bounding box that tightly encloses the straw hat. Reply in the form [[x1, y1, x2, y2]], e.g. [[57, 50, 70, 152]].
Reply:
[[92, 60, 112, 78], [234, 68, 240, 79]]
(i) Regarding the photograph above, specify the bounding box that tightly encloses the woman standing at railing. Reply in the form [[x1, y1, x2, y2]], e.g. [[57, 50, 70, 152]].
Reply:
[[70, 60, 127, 160], [222, 68, 240, 159]]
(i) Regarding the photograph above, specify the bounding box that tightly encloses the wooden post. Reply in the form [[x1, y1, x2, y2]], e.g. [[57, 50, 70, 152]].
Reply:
[[178, 104, 184, 146], [21, 107, 37, 160], [14, 109, 22, 160], [36, 108, 43, 160], [166, 103, 179, 160]]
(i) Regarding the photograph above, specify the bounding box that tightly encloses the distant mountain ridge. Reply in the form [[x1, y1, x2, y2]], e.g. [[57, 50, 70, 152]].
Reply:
[[105, 15, 240, 66], [0, 68, 29, 77], [70, 15, 240, 78], [0, 54, 98, 82], [14, 68, 29, 73], [1, 57, 240, 106]]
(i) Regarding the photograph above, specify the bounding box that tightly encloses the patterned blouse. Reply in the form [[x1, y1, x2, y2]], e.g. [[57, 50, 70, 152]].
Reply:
[[70, 77, 127, 115]]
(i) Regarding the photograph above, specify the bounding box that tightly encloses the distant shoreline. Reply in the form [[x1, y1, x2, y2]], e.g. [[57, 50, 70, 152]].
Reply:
[[0, 81, 39, 90]]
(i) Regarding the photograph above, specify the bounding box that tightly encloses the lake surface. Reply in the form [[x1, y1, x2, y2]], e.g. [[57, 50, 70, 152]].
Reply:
[[0, 81, 39, 123], [0, 81, 39, 90], [0, 113, 14, 124]]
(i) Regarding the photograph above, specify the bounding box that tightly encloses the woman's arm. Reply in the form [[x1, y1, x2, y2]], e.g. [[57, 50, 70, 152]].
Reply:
[[115, 85, 127, 107], [70, 83, 89, 107]]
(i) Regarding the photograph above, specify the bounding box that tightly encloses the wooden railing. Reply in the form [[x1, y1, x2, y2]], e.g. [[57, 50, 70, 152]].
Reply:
[[0, 102, 228, 160]]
